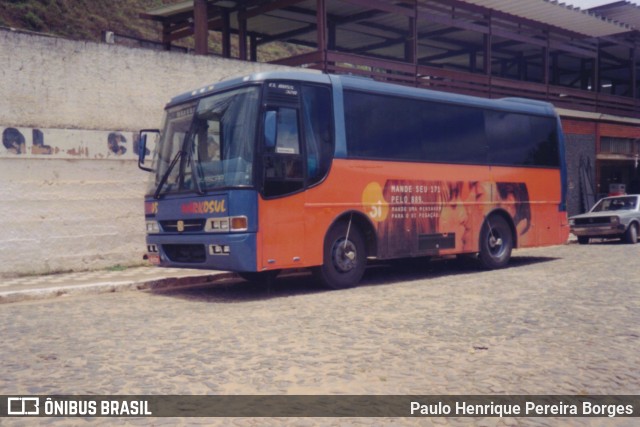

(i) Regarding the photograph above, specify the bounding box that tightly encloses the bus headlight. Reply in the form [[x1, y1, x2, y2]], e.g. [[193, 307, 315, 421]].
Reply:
[[205, 216, 248, 232], [146, 221, 160, 233], [209, 218, 230, 231]]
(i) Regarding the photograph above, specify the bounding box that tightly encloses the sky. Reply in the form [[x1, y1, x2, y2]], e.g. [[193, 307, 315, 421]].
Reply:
[[567, 0, 638, 9]]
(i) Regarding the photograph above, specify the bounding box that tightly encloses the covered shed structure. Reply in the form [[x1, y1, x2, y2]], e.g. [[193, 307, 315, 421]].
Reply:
[[141, 0, 640, 213]]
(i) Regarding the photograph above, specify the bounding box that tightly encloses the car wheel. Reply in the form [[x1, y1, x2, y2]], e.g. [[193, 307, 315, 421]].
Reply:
[[577, 236, 590, 245], [624, 223, 638, 244], [314, 221, 366, 289], [478, 215, 513, 269]]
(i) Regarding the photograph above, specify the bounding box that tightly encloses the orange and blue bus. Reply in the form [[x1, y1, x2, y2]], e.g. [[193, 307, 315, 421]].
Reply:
[[139, 71, 569, 289]]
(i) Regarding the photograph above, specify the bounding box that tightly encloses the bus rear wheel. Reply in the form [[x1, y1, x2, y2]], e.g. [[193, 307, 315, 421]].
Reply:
[[314, 221, 366, 290], [478, 215, 513, 270]]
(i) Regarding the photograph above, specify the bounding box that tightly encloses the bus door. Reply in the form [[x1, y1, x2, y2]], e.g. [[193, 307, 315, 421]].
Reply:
[[258, 83, 306, 270], [258, 83, 334, 271]]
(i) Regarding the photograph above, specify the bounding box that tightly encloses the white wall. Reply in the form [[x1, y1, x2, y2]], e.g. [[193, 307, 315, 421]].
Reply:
[[0, 29, 291, 277], [0, 158, 144, 275]]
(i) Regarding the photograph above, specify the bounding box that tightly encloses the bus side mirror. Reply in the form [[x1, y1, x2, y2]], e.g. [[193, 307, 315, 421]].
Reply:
[[137, 129, 159, 172], [264, 110, 277, 149]]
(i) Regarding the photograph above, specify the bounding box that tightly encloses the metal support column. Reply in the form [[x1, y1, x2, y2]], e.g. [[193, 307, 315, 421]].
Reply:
[[250, 34, 258, 62], [194, 0, 209, 55], [162, 21, 172, 51], [238, 9, 248, 60], [406, 4, 418, 85], [317, 0, 327, 72], [221, 8, 231, 58], [632, 46, 637, 100], [484, 13, 492, 76]]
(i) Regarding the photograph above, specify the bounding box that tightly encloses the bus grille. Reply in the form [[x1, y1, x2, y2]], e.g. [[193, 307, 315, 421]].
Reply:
[[160, 219, 206, 233], [163, 244, 206, 263]]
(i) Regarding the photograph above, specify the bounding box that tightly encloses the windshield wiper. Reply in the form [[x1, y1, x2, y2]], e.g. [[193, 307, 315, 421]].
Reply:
[[154, 126, 206, 198], [189, 148, 206, 196], [154, 149, 184, 199]]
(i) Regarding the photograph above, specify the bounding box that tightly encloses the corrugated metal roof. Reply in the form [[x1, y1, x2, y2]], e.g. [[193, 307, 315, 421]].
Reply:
[[458, 0, 631, 37], [589, 1, 640, 30], [143, 1, 634, 38]]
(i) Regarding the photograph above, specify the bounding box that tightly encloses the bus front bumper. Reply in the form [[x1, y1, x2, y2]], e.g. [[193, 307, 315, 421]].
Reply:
[[146, 232, 257, 272]]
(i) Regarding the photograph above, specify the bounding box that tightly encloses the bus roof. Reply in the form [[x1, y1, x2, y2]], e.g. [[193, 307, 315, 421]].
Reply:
[[167, 71, 558, 117]]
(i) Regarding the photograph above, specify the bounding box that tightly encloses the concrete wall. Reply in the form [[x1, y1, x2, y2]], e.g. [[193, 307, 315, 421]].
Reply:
[[0, 29, 290, 277]]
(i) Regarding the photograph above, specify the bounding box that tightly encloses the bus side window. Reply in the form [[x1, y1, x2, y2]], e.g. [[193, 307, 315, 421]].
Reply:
[[264, 110, 277, 149], [275, 108, 300, 155], [301, 85, 333, 186], [485, 112, 558, 167], [264, 107, 301, 156], [262, 107, 304, 197]]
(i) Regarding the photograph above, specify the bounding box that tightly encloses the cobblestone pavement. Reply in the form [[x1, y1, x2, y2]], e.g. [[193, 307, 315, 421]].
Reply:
[[0, 266, 225, 302], [1, 243, 639, 426], [0, 267, 195, 290]]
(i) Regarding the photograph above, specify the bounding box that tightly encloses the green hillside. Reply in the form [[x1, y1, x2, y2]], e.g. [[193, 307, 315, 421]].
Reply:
[[0, 0, 305, 60], [0, 0, 180, 41]]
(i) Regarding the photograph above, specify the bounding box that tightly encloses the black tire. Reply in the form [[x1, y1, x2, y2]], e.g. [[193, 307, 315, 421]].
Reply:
[[577, 236, 590, 245], [624, 223, 638, 244], [478, 215, 513, 270], [238, 270, 280, 284], [314, 221, 366, 289]]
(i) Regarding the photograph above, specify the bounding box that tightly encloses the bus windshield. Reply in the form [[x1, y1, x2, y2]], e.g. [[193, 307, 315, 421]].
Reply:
[[148, 86, 260, 197]]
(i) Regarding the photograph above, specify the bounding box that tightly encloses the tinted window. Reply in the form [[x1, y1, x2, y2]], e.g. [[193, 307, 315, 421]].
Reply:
[[301, 85, 333, 185], [485, 112, 559, 167], [345, 92, 421, 160], [344, 91, 486, 164], [262, 106, 304, 197], [422, 102, 487, 163], [344, 90, 559, 168], [261, 84, 334, 198], [273, 108, 300, 155]]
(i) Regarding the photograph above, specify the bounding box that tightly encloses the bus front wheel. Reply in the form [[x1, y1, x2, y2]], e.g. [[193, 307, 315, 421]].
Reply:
[[478, 215, 513, 270], [315, 222, 366, 290]]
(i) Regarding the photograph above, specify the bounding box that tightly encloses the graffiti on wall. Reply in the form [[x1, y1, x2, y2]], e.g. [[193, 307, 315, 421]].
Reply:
[[1, 127, 149, 159]]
